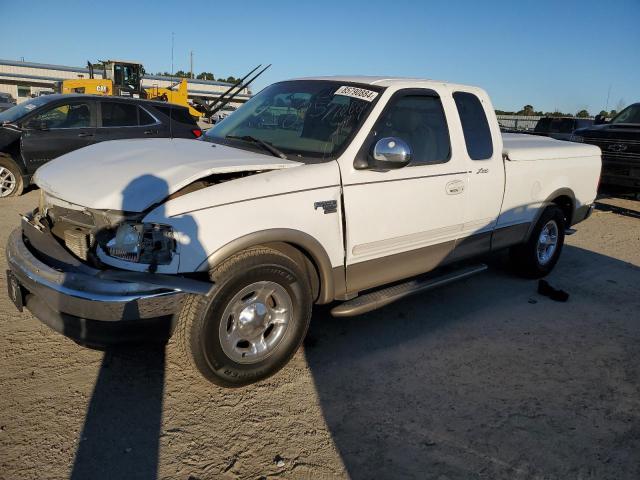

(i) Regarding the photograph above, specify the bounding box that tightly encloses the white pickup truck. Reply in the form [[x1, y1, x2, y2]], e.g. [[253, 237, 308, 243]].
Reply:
[[6, 77, 601, 386]]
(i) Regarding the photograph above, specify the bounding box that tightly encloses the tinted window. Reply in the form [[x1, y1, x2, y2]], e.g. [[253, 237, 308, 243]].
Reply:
[[101, 102, 138, 127], [31, 103, 91, 128], [0, 95, 51, 123], [139, 107, 156, 125], [610, 104, 640, 125], [154, 106, 196, 125], [374, 95, 450, 165], [453, 92, 493, 160]]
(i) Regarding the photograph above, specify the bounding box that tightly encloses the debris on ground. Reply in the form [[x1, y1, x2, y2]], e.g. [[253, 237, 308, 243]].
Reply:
[[538, 279, 569, 302]]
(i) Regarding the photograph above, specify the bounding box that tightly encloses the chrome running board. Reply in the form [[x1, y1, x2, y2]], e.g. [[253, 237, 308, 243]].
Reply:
[[331, 264, 488, 317]]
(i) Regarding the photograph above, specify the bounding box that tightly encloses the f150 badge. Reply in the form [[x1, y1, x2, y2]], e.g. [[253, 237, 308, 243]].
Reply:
[[314, 200, 338, 214]]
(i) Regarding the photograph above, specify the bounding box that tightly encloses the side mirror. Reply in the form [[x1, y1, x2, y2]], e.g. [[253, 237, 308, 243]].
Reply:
[[594, 114, 607, 125], [24, 119, 49, 131], [356, 137, 412, 170]]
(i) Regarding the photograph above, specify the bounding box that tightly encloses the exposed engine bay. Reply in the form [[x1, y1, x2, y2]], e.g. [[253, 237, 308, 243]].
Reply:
[[37, 170, 264, 270]]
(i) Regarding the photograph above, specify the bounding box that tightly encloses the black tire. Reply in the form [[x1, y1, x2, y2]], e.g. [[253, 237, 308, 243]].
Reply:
[[0, 156, 24, 198], [510, 205, 566, 278], [175, 246, 313, 387]]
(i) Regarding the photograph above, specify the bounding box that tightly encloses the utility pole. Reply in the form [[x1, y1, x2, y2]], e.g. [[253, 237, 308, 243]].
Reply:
[[190, 50, 194, 79]]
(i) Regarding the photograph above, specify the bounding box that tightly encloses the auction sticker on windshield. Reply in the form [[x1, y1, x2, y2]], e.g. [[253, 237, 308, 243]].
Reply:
[[334, 86, 378, 102]]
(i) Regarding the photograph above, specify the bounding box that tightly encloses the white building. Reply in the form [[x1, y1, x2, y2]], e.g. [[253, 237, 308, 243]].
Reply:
[[0, 58, 252, 107]]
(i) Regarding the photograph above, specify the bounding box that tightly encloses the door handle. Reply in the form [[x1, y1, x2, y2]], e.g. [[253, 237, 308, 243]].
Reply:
[[77, 132, 94, 138], [144, 130, 156, 135], [446, 179, 465, 195]]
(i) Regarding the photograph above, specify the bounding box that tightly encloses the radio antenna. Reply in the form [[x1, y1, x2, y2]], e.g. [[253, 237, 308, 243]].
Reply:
[[170, 32, 175, 139]]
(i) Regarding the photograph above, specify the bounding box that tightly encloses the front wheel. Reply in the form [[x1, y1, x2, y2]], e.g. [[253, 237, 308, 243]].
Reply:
[[510, 205, 566, 278], [175, 246, 313, 387]]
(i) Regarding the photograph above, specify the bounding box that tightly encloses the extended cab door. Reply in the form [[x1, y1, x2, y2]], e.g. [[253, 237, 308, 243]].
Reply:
[[95, 100, 162, 142], [448, 90, 506, 257], [341, 88, 467, 294], [20, 100, 96, 172]]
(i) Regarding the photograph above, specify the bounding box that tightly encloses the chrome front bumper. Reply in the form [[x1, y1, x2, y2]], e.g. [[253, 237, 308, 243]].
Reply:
[[6, 222, 212, 346]]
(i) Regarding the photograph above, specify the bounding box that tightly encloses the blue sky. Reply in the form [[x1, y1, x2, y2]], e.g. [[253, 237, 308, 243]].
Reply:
[[1, 0, 638, 114]]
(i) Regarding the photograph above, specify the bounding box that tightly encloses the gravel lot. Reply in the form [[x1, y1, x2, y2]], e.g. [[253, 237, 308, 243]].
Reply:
[[1, 190, 639, 480]]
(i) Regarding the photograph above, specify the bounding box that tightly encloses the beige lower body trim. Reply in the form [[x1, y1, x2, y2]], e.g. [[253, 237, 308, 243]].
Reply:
[[491, 222, 530, 250], [346, 240, 455, 294], [344, 222, 531, 295]]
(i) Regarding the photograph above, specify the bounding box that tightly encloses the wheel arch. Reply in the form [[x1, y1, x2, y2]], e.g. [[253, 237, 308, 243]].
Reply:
[[0, 151, 27, 176], [196, 229, 339, 304], [525, 188, 575, 241]]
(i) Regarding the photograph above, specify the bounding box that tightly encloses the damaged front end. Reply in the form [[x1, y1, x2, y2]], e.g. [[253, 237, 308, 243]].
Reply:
[[41, 199, 175, 273], [39, 169, 261, 272], [6, 195, 212, 348]]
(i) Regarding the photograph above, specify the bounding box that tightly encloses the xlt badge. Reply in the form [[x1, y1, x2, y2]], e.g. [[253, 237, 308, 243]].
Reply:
[[314, 200, 337, 214]]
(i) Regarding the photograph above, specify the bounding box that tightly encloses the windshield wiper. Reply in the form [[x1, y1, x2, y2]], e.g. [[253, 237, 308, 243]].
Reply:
[[226, 135, 288, 160]]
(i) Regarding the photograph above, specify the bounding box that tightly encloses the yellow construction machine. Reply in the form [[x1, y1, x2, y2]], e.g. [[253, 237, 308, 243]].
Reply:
[[59, 60, 200, 117], [59, 60, 270, 120]]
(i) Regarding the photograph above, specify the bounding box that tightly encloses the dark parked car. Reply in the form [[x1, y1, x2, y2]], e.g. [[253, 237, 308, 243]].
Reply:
[[532, 116, 594, 141], [572, 103, 640, 191], [0, 92, 16, 113], [0, 94, 202, 197]]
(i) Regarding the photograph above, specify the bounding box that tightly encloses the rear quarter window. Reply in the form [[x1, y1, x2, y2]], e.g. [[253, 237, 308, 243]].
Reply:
[[153, 106, 197, 126], [453, 92, 493, 160]]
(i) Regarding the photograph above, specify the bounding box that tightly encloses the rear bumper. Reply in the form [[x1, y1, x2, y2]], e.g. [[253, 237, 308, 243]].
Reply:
[[572, 203, 595, 225], [5, 221, 211, 347]]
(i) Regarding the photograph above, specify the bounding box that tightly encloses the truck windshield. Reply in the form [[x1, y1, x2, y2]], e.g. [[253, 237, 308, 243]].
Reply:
[[610, 104, 640, 125], [0, 96, 51, 123], [203, 80, 383, 161]]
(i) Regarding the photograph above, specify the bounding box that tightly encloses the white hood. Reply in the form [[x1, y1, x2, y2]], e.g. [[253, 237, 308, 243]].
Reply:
[[34, 138, 301, 211]]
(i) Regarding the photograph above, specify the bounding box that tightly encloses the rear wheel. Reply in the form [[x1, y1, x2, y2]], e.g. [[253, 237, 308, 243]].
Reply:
[[175, 246, 313, 387], [510, 205, 566, 278], [0, 156, 24, 198]]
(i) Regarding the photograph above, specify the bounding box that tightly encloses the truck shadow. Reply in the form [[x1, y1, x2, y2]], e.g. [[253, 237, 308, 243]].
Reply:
[[303, 246, 640, 479], [64, 173, 207, 480], [70, 347, 166, 480], [595, 201, 640, 219]]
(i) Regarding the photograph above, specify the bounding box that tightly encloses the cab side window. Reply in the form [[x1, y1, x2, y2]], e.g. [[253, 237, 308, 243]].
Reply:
[[453, 92, 493, 160], [31, 103, 91, 129], [374, 95, 451, 165]]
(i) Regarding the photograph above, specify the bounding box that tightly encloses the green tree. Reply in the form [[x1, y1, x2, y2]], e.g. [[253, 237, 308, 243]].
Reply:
[[576, 109, 590, 118], [609, 110, 617, 117], [518, 105, 535, 116], [196, 72, 215, 80], [598, 110, 608, 117]]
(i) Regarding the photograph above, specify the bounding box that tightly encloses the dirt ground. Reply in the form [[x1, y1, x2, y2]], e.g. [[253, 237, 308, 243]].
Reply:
[[1, 189, 639, 480]]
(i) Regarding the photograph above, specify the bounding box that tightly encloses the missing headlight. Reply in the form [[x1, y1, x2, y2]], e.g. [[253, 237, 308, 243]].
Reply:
[[106, 223, 175, 266]]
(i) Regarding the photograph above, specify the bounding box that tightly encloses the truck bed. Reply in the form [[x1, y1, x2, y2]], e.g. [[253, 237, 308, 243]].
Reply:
[[502, 133, 601, 161]]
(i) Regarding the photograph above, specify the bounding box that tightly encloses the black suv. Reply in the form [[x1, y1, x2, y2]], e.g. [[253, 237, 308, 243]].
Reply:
[[0, 94, 202, 197], [572, 103, 640, 191], [532, 117, 594, 141]]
